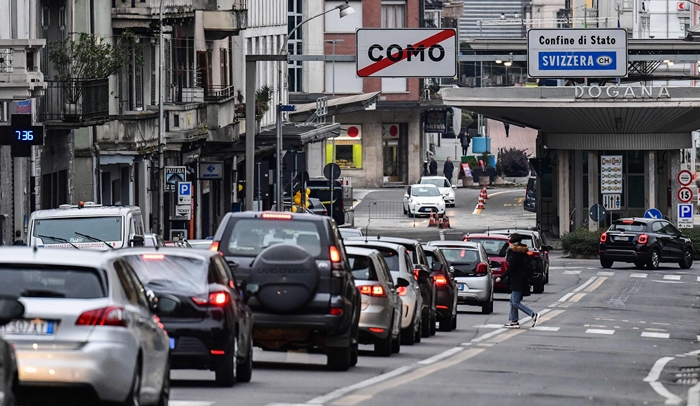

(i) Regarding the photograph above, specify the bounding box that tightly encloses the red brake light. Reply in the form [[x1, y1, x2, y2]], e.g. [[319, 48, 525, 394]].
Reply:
[[462, 236, 468, 241], [330, 307, 343, 316], [192, 292, 230, 307], [368, 328, 385, 333], [638, 234, 648, 244], [434, 275, 448, 287], [436, 305, 448, 309], [358, 285, 386, 297], [142, 254, 165, 260], [622, 219, 634, 224], [600, 233, 608, 243], [262, 213, 292, 220], [475, 263, 488, 275], [397, 286, 408, 296], [330, 246, 341, 262], [209, 241, 220, 251], [526, 250, 540, 258], [76, 306, 127, 327], [414, 269, 420, 280], [211, 350, 225, 355]]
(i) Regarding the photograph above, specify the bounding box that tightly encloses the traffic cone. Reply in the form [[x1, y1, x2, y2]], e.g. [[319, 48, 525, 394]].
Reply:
[[477, 196, 485, 210], [482, 186, 489, 199], [437, 214, 443, 228], [441, 215, 451, 229], [479, 188, 485, 199], [428, 211, 437, 227]]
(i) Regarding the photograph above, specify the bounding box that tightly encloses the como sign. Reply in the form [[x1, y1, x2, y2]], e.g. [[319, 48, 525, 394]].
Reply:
[[527, 28, 628, 78], [356, 28, 457, 78]]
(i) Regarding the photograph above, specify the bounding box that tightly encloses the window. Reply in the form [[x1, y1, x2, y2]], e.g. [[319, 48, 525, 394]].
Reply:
[[349, 254, 378, 281], [324, 62, 363, 94], [288, 0, 303, 92], [327, 125, 362, 169], [382, 1, 406, 28], [381, 77, 407, 93], [0, 266, 106, 298]]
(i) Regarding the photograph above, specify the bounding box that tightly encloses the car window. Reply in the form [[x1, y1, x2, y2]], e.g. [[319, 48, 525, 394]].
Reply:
[[114, 260, 142, 306], [404, 252, 414, 272], [420, 178, 446, 188], [415, 244, 427, 266], [425, 251, 436, 268], [0, 266, 106, 298], [348, 254, 378, 281], [224, 218, 323, 257], [120, 261, 150, 309], [440, 248, 479, 265], [661, 222, 679, 236], [376, 256, 394, 286], [466, 238, 508, 256], [122, 254, 209, 296], [609, 221, 646, 232], [213, 256, 236, 289], [651, 222, 664, 233], [411, 186, 440, 197]]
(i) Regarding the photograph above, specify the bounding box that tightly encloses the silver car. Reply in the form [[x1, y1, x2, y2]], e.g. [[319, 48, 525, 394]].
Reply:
[[0, 248, 171, 405], [427, 241, 495, 314], [346, 246, 404, 356], [343, 241, 423, 345]]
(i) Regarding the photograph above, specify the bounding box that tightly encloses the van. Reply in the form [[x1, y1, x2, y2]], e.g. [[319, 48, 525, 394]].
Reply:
[[27, 202, 146, 250]]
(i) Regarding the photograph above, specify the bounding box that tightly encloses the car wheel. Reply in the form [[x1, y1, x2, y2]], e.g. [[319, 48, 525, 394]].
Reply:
[[438, 316, 451, 332], [391, 329, 401, 354], [647, 249, 660, 270], [375, 327, 393, 357], [600, 258, 614, 269], [236, 339, 253, 383], [481, 295, 494, 314], [544, 267, 549, 284], [533, 281, 544, 294], [679, 248, 694, 269], [156, 360, 170, 406], [400, 317, 416, 346], [403, 205, 407, 215], [420, 310, 430, 338], [634, 261, 646, 269], [121, 359, 142, 406], [414, 316, 422, 343], [327, 346, 352, 371], [429, 311, 437, 336], [350, 342, 359, 367], [451, 314, 458, 331], [215, 338, 237, 387]]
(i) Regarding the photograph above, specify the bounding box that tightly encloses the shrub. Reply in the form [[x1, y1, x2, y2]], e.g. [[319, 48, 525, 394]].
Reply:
[[562, 228, 602, 258], [497, 148, 530, 177], [681, 228, 700, 259]]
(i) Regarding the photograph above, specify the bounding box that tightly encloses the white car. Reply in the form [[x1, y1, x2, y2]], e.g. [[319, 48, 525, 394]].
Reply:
[[420, 176, 457, 207], [403, 184, 446, 216]]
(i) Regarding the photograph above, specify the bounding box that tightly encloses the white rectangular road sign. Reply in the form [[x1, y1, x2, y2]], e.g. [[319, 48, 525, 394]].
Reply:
[[602, 194, 621, 211], [527, 29, 628, 78], [356, 28, 457, 78], [678, 203, 694, 228], [177, 182, 192, 205], [175, 205, 192, 220]]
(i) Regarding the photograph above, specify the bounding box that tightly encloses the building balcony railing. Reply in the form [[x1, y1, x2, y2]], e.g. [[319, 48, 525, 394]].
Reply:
[[174, 84, 235, 103], [38, 79, 109, 125], [111, 0, 247, 16]]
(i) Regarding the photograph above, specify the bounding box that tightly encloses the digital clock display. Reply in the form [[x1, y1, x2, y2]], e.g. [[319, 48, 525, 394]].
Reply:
[[15, 130, 35, 141], [0, 115, 45, 157]]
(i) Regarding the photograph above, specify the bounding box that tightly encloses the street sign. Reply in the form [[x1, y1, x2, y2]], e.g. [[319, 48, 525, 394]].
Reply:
[[677, 169, 693, 186], [324, 163, 342, 180], [678, 203, 694, 228], [678, 187, 693, 203], [644, 208, 663, 219], [590, 204, 606, 222], [198, 162, 223, 180], [177, 182, 192, 205], [600, 155, 623, 194], [602, 194, 621, 211], [356, 28, 457, 78], [165, 166, 187, 191], [175, 205, 192, 220], [527, 28, 628, 78]]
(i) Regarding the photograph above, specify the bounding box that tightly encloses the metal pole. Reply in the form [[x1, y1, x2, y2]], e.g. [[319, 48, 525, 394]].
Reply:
[[326, 39, 343, 223], [245, 60, 256, 211], [158, 0, 165, 235], [275, 103, 282, 209]]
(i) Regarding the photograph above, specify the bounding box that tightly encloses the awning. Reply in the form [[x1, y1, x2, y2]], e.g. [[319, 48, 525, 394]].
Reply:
[[290, 92, 380, 122]]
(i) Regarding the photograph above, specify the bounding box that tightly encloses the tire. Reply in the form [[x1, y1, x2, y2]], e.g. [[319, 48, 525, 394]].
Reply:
[[429, 313, 436, 336], [374, 331, 393, 357], [391, 330, 401, 354], [327, 346, 352, 371], [403, 205, 408, 215], [679, 248, 693, 269], [121, 359, 142, 406], [236, 340, 253, 383], [401, 317, 416, 346], [414, 317, 422, 343], [634, 261, 646, 269], [451, 314, 458, 331], [647, 249, 660, 270], [215, 339, 237, 387], [481, 296, 494, 314], [420, 311, 430, 338], [438, 316, 451, 332], [544, 268, 549, 284], [533, 282, 544, 294], [600, 258, 614, 269], [350, 342, 359, 367], [156, 361, 170, 406]]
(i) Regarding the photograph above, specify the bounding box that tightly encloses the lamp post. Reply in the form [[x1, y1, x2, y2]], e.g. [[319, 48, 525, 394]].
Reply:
[[273, 1, 354, 210], [158, 0, 165, 234], [324, 38, 343, 221]]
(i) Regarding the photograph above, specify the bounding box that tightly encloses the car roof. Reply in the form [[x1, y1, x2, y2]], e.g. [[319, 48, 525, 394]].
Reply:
[[465, 234, 509, 240], [31, 205, 141, 219], [225, 211, 326, 221], [108, 247, 220, 261], [420, 176, 447, 180], [343, 240, 407, 253], [427, 241, 481, 249], [347, 236, 420, 245], [410, 183, 439, 188], [0, 247, 113, 268], [345, 246, 381, 258], [487, 229, 540, 237], [613, 217, 653, 223]]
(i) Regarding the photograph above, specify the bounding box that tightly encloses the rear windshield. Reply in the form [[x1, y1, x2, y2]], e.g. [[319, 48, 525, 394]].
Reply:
[[33, 216, 123, 243], [122, 254, 208, 295], [609, 222, 646, 232], [439, 248, 479, 266], [372, 248, 400, 272], [225, 219, 323, 257], [0, 266, 106, 298], [468, 238, 509, 256], [348, 254, 378, 281], [421, 178, 450, 188]]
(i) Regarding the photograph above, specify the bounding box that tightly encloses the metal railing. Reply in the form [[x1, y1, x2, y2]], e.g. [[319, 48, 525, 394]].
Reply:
[[204, 85, 235, 102], [111, 0, 246, 10], [39, 79, 109, 123]]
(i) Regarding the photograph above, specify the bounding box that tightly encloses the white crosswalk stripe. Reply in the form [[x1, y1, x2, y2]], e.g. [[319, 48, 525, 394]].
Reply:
[[563, 270, 581, 275], [531, 326, 560, 332], [642, 332, 670, 339], [664, 275, 681, 280], [630, 273, 648, 278], [597, 271, 615, 276], [586, 329, 615, 335]]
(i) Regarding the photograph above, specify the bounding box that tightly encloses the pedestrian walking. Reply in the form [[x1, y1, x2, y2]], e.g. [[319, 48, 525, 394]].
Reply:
[[459, 131, 471, 156], [495, 234, 541, 329], [429, 157, 438, 176], [443, 157, 454, 184], [422, 160, 430, 177]]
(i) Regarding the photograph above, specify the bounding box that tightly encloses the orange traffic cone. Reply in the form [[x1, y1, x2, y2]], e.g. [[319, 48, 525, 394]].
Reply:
[[441, 215, 451, 229], [482, 186, 489, 199], [479, 188, 485, 199], [437, 214, 443, 228], [477, 196, 485, 210], [428, 211, 437, 227]]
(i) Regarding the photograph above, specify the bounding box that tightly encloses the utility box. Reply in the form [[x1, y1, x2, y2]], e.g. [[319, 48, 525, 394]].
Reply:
[[471, 137, 491, 154]]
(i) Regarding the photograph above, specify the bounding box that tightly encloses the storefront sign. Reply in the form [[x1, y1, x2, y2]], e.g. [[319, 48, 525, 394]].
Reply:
[[575, 85, 671, 99], [165, 166, 187, 191], [198, 161, 223, 180], [601, 155, 623, 194], [424, 110, 447, 133]]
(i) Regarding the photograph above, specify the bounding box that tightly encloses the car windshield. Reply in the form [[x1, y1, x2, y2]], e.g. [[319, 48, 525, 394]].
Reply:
[[33, 216, 123, 243], [122, 254, 209, 295], [609, 221, 646, 232], [0, 266, 106, 298], [412, 186, 440, 197], [421, 178, 450, 188], [225, 219, 322, 257], [348, 255, 378, 281], [439, 248, 479, 265], [468, 238, 509, 256]]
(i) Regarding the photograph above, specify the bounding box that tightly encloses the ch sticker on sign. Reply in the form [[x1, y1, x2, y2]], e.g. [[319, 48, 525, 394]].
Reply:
[[356, 29, 457, 78]]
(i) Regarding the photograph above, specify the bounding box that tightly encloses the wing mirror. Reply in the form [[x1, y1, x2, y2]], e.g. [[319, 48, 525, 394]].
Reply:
[[150, 293, 180, 316], [451, 185, 457, 189], [418, 268, 431, 280], [489, 260, 501, 269], [0, 296, 24, 327], [403, 194, 409, 199], [430, 261, 442, 272], [397, 277, 411, 288], [243, 281, 259, 304], [130, 235, 145, 247]]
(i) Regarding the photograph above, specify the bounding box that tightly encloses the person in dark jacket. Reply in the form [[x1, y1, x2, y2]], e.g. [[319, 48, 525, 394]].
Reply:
[[443, 157, 454, 184], [496, 233, 540, 329], [429, 157, 438, 176]]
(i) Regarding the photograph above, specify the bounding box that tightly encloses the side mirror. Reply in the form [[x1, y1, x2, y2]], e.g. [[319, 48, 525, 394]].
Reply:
[[403, 194, 409, 199], [489, 260, 501, 269], [244, 282, 259, 304], [397, 277, 411, 288], [0, 296, 24, 326], [430, 261, 442, 272], [451, 185, 457, 189], [152, 294, 180, 315], [418, 269, 431, 280], [131, 235, 145, 247]]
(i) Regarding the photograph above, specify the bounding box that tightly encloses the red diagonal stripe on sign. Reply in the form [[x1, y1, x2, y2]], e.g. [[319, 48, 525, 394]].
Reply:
[[358, 30, 456, 77]]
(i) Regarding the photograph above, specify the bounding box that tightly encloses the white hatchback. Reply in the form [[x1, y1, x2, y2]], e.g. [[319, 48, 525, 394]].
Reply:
[[420, 176, 457, 207], [403, 184, 446, 216]]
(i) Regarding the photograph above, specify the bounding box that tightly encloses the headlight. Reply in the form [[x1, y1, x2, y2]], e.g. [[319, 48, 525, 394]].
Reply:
[[412, 200, 421, 206], [448, 190, 455, 197]]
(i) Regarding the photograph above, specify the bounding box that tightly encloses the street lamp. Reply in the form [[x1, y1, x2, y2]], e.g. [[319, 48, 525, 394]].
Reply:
[[158, 0, 165, 234], [273, 1, 355, 209]]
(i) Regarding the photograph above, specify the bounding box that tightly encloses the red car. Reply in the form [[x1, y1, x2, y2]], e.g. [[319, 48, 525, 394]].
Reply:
[[462, 234, 510, 293]]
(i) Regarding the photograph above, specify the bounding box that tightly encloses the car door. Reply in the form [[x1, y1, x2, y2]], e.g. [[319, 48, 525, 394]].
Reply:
[[212, 255, 252, 361], [375, 254, 400, 335], [403, 187, 411, 211], [659, 221, 684, 259]]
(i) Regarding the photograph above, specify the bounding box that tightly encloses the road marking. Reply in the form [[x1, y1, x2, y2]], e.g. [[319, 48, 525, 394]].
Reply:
[[642, 332, 670, 339], [563, 270, 582, 275], [472, 205, 482, 215], [569, 293, 586, 302], [417, 347, 463, 365], [550, 266, 583, 270], [652, 280, 683, 284], [664, 275, 681, 281], [573, 276, 599, 293], [306, 366, 412, 405], [558, 293, 575, 302], [689, 381, 700, 406], [473, 324, 505, 328], [471, 328, 507, 343], [488, 329, 525, 343], [170, 402, 214, 406], [532, 326, 560, 332], [645, 357, 684, 405], [630, 273, 648, 278], [584, 277, 608, 292], [586, 329, 615, 335], [597, 271, 615, 276], [697, 276, 700, 282]]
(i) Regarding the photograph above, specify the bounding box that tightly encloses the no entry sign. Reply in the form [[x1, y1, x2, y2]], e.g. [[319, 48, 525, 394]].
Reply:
[[356, 28, 457, 78]]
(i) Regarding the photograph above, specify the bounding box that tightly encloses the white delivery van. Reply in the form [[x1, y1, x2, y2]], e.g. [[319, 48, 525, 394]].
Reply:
[[27, 202, 146, 250]]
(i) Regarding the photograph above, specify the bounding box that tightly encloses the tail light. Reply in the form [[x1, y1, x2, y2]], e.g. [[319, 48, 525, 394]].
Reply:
[[600, 233, 608, 243], [209, 241, 220, 251], [526, 250, 541, 258], [192, 291, 230, 307], [358, 285, 386, 297], [638, 234, 649, 244], [436, 305, 448, 309], [76, 306, 127, 327], [433, 275, 448, 287], [210, 350, 225, 355], [142, 254, 165, 260], [330, 246, 342, 262], [397, 286, 408, 296], [475, 263, 488, 275], [330, 307, 343, 316], [413, 269, 420, 280], [153, 315, 166, 333], [369, 327, 384, 333], [462, 236, 468, 242]]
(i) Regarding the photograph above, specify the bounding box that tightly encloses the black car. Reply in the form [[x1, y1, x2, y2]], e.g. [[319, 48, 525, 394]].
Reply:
[[347, 236, 437, 337], [599, 218, 694, 269], [211, 211, 360, 371], [524, 176, 536, 212], [488, 229, 551, 293], [117, 249, 254, 387], [307, 177, 345, 225], [422, 245, 458, 332], [0, 296, 22, 406]]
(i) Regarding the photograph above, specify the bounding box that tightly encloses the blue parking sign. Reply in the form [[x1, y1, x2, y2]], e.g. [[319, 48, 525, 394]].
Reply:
[[678, 204, 693, 219], [179, 182, 191, 196]]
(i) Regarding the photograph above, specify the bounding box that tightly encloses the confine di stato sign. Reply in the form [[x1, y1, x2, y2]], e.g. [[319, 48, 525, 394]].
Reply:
[[527, 29, 628, 78]]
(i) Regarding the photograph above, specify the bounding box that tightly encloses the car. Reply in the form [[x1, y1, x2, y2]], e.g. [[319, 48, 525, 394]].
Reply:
[[210, 211, 360, 371], [524, 176, 536, 212], [348, 236, 437, 337], [187, 239, 214, 249], [306, 177, 345, 225], [420, 176, 457, 207], [144, 233, 165, 248], [0, 296, 22, 406], [421, 244, 458, 331], [426, 241, 494, 314], [403, 184, 445, 217], [346, 246, 404, 356], [599, 217, 694, 269], [485, 229, 551, 293], [343, 240, 424, 345], [113, 248, 255, 386], [339, 227, 364, 239], [462, 234, 511, 293], [0, 248, 171, 405], [308, 197, 328, 216]]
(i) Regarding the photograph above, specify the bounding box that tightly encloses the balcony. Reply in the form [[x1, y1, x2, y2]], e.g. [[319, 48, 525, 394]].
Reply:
[[112, 0, 247, 29], [38, 79, 110, 127], [0, 39, 46, 101]]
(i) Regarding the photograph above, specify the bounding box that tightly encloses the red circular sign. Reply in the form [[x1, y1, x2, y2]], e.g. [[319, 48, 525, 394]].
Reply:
[[678, 187, 693, 203], [389, 125, 398, 137], [677, 170, 693, 186], [347, 126, 359, 137]]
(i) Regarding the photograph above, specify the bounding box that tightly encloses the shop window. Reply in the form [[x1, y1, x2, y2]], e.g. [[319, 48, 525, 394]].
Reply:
[[627, 175, 645, 208], [326, 125, 363, 169]]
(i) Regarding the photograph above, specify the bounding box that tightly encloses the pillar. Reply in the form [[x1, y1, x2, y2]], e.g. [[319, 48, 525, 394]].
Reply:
[[669, 149, 681, 225], [588, 151, 599, 231], [645, 151, 656, 211], [573, 150, 584, 229], [558, 150, 570, 237]]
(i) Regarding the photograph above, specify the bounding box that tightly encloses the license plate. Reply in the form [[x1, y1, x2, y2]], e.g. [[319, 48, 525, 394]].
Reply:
[[614, 236, 630, 242], [0, 319, 55, 335], [170, 338, 176, 349]]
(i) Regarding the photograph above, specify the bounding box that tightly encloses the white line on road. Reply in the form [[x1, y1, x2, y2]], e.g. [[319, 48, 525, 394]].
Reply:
[[688, 381, 700, 406], [573, 277, 599, 293], [417, 347, 463, 365], [652, 280, 684, 284], [472, 324, 504, 328], [551, 266, 583, 270], [563, 270, 581, 275], [644, 357, 684, 405], [585, 329, 615, 335], [663, 275, 681, 281], [170, 402, 214, 406], [306, 365, 412, 405], [645, 357, 675, 382], [630, 273, 648, 278], [471, 328, 507, 343], [531, 326, 560, 332], [642, 332, 670, 339], [558, 293, 575, 302], [597, 271, 615, 276], [697, 276, 700, 282]]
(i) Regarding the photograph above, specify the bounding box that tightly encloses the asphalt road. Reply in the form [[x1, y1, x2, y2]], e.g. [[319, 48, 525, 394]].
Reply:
[[170, 252, 700, 406]]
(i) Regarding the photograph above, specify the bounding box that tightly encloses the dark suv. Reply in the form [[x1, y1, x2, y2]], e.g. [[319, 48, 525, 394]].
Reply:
[[210, 212, 360, 371]]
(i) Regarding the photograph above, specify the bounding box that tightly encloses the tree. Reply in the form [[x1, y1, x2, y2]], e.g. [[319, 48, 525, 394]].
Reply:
[[461, 110, 474, 129]]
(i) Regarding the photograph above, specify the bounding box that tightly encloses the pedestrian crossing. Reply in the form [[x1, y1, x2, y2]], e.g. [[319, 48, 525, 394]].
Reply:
[[556, 268, 698, 283], [473, 323, 689, 340]]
